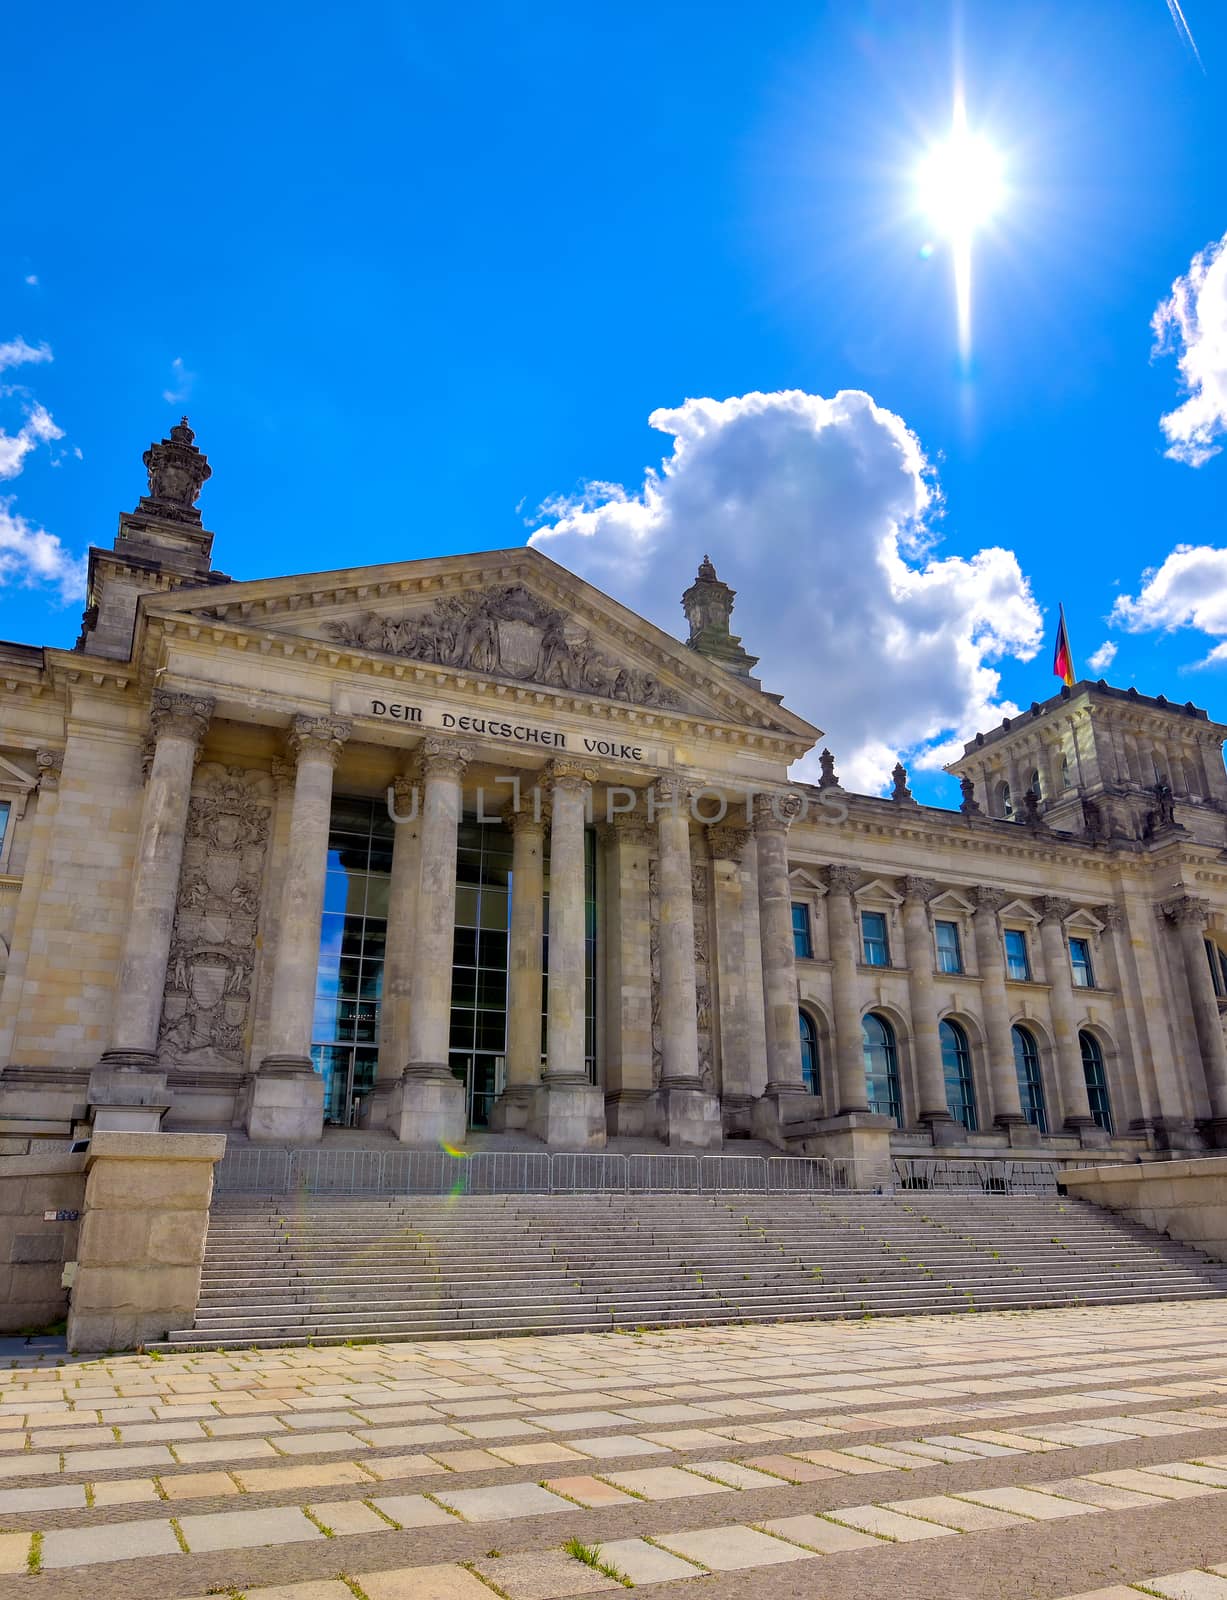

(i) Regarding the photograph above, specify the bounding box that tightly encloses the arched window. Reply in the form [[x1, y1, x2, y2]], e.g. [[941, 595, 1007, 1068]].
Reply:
[[1028, 768, 1042, 800], [939, 1020, 977, 1131], [1012, 1025, 1047, 1134], [799, 1011, 820, 1096], [1079, 1031, 1113, 1134], [997, 781, 1013, 819], [862, 1013, 901, 1126], [1060, 753, 1071, 789]]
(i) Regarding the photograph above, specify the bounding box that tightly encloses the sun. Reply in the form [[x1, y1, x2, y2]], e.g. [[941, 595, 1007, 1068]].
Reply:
[[915, 96, 1006, 362]]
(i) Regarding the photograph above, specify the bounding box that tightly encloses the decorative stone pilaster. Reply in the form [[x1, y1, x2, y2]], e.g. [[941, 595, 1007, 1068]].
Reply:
[[1163, 893, 1227, 1145], [1038, 895, 1102, 1142], [491, 800, 546, 1132], [822, 863, 868, 1116], [600, 810, 655, 1136], [642, 779, 721, 1150], [0, 752, 65, 1067], [970, 886, 1029, 1137], [900, 876, 956, 1143], [249, 715, 350, 1142], [92, 692, 214, 1132], [530, 760, 606, 1148], [370, 773, 421, 1129], [750, 793, 810, 1147], [708, 824, 754, 1132], [394, 738, 472, 1147]]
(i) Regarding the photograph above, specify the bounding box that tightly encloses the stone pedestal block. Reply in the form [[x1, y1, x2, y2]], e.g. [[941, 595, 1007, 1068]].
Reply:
[[920, 1111, 962, 1148], [751, 1087, 819, 1150], [489, 1084, 535, 1133], [1069, 1117, 1111, 1149], [88, 1060, 170, 1134], [651, 1083, 724, 1150], [529, 1080, 607, 1149], [245, 1061, 324, 1143], [605, 1088, 652, 1138], [792, 1111, 895, 1190], [66, 1130, 226, 1352], [393, 1070, 466, 1148]]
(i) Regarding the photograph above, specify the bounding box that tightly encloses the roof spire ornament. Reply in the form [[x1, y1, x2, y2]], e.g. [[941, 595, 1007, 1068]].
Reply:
[[138, 415, 211, 526], [680, 554, 760, 680]]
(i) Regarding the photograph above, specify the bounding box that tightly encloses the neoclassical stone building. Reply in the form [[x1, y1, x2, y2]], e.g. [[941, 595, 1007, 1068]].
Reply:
[[2, 421, 1227, 1161]]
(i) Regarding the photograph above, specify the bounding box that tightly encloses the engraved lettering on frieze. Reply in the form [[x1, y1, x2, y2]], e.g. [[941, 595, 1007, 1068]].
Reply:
[[158, 764, 273, 1069], [324, 584, 681, 709]]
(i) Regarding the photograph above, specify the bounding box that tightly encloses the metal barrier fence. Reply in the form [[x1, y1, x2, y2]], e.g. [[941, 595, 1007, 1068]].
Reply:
[[214, 1147, 1059, 1198]]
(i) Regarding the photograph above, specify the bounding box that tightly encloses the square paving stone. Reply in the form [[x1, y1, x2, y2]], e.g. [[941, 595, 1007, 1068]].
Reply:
[[236, 1462, 372, 1492], [470, 1550, 620, 1598], [1147, 1462, 1227, 1487], [41, 1517, 182, 1568], [177, 1437, 280, 1463], [307, 1498, 391, 1534], [744, 1454, 839, 1482], [241, 1583, 356, 1600], [530, 1410, 632, 1431], [828, 1504, 957, 1541], [63, 1444, 174, 1471], [0, 1482, 85, 1513], [0, 1533, 31, 1575], [357, 1564, 498, 1599], [359, 1425, 467, 1447], [567, 1434, 668, 1459], [882, 1494, 1026, 1531], [1143, 1574, 1227, 1599], [956, 1486, 1095, 1520], [456, 1418, 546, 1440], [89, 1477, 162, 1506], [542, 1474, 637, 1507], [160, 1469, 240, 1499], [656, 1523, 819, 1570], [368, 1493, 456, 1527], [273, 1430, 368, 1455], [599, 1465, 735, 1501], [426, 1448, 504, 1472], [1040, 1476, 1166, 1509], [177, 1505, 325, 1553], [490, 1442, 587, 1467], [756, 1514, 881, 1553], [794, 1449, 893, 1475], [431, 1482, 573, 1521], [361, 1453, 444, 1480], [594, 1537, 705, 1582], [1088, 1469, 1219, 1500]]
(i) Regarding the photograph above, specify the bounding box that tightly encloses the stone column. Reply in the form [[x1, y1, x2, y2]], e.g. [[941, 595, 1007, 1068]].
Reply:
[[92, 691, 213, 1131], [1089, 903, 1146, 1133], [1038, 896, 1100, 1141], [823, 864, 868, 1115], [530, 760, 605, 1148], [749, 794, 810, 1144], [249, 715, 349, 1142], [369, 772, 421, 1129], [0, 752, 63, 1067], [491, 800, 545, 1131], [971, 887, 1028, 1134], [708, 824, 754, 1132], [601, 811, 654, 1136], [1163, 893, 1227, 1145], [392, 737, 470, 1146], [644, 779, 721, 1149], [900, 875, 956, 1142], [739, 841, 770, 1099]]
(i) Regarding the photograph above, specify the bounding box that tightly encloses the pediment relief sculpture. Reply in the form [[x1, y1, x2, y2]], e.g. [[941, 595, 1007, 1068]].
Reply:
[[322, 584, 682, 709]]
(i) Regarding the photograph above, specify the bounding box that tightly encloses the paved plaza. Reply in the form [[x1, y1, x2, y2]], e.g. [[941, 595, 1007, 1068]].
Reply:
[[1, 1304, 1227, 1599]]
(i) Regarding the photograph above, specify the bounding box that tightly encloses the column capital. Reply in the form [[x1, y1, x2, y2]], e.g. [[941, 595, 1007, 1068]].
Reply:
[[503, 798, 547, 835], [271, 756, 298, 789], [1095, 901, 1125, 931], [36, 749, 64, 791], [706, 823, 752, 863], [548, 757, 598, 797], [599, 809, 652, 846], [753, 791, 803, 831], [901, 874, 937, 904], [1039, 894, 1073, 925], [1163, 892, 1209, 929], [414, 734, 472, 783], [150, 689, 214, 745], [288, 714, 351, 767], [822, 863, 859, 896], [972, 885, 1008, 915]]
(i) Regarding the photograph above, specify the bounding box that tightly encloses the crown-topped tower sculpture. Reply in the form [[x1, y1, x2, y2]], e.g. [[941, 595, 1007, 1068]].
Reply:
[[137, 417, 212, 527], [680, 555, 760, 680]]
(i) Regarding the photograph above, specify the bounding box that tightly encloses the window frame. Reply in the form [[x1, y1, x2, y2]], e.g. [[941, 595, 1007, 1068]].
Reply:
[[1079, 1030, 1113, 1135], [791, 901, 814, 961], [861, 1011, 902, 1126], [939, 1018, 977, 1131], [799, 1009, 820, 1096], [860, 908, 891, 968], [1069, 935, 1095, 989], [1012, 1024, 1048, 1134], [934, 918, 963, 975], [1003, 926, 1032, 982]]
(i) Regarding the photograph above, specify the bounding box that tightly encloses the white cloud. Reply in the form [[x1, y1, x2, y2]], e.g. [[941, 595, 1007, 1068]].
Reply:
[[0, 402, 64, 481], [0, 336, 51, 373], [1086, 640, 1118, 674], [0, 498, 86, 601], [23, 274, 38, 287], [162, 356, 195, 404], [530, 388, 1043, 792], [1112, 544, 1227, 638], [1154, 230, 1227, 465]]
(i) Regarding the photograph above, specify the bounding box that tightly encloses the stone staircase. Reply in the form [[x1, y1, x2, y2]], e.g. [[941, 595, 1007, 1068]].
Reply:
[[158, 1192, 1227, 1349]]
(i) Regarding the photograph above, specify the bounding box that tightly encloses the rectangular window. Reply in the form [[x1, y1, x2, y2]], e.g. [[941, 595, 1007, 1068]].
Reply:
[[1069, 936, 1094, 989], [792, 902, 813, 960], [1004, 927, 1031, 982], [1206, 939, 1227, 999], [934, 919, 963, 975], [861, 910, 890, 967]]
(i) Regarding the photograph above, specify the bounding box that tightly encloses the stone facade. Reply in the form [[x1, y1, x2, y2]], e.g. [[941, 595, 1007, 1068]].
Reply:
[[4, 423, 1227, 1161]]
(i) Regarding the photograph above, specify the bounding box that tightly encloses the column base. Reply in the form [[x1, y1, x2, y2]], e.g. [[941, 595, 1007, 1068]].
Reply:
[[357, 1082, 394, 1131], [650, 1081, 723, 1151], [720, 1093, 755, 1139], [918, 1110, 961, 1148], [1201, 1117, 1227, 1151], [1065, 1115, 1110, 1149], [88, 1056, 171, 1133], [529, 1078, 607, 1149], [1147, 1116, 1202, 1153], [787, 1111, 895, 1189], [392, 1066, 466, 1147], [751, 1086, 818, 1150], [489, 1083, 537, 1133], [247, 1057, 324, 1143], [604, 1089, 653, 1138], [994, 1114, 1041, 1148]]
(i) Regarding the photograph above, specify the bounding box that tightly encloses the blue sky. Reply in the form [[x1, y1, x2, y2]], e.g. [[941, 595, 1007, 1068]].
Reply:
[[4, 0, 1226, 800]]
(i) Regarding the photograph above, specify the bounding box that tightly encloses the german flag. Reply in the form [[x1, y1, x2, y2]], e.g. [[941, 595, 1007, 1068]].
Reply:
[[1053, 604, 1075, 688]]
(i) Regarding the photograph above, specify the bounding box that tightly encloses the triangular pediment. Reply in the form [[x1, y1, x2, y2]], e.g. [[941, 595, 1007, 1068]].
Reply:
[[141, 547, 819, 744]]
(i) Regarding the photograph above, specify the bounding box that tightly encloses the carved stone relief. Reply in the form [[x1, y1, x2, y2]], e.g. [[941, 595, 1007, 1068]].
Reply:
[[158, 763, 273, 1070], [322, 584, 681, 709]]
